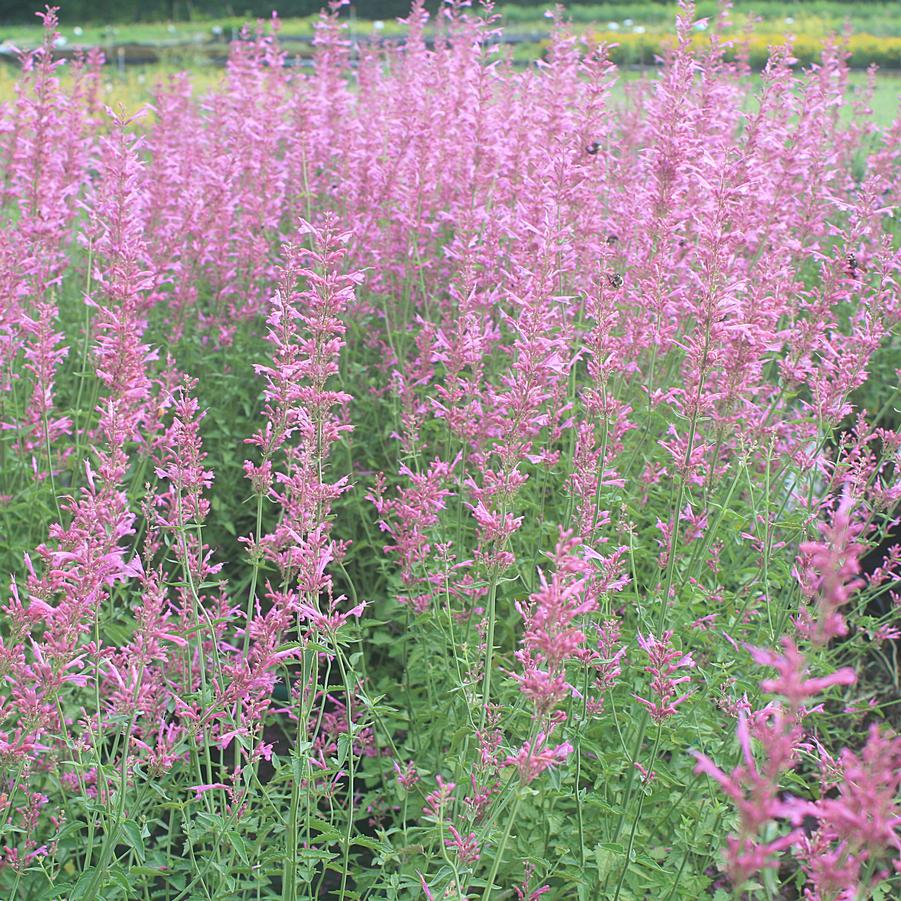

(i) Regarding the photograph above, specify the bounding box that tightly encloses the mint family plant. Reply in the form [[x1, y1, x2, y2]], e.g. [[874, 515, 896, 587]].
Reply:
[[0, 2, 899, 899]]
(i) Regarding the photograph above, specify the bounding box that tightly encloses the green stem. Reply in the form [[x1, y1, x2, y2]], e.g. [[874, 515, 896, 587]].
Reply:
[[333, 645, 358, 901], [479, 573, 500, 730], [482, 791, 521, 901], [612, 722, 664, 901]]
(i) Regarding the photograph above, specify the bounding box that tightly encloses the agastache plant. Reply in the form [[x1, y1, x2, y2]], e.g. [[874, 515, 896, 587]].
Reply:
[[0, 2, 898, 899]]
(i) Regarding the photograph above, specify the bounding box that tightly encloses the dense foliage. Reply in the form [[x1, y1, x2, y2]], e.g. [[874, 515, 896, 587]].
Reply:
[[0, 2, 899, 899]]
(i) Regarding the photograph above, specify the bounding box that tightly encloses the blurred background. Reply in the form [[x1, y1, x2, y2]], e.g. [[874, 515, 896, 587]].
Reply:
[[0, 1, 897, 116]]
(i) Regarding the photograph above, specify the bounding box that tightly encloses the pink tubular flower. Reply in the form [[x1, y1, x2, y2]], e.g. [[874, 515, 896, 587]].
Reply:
[[816, 725, 901, 855], [188, 783, 228, 798], [392, 760, 419, 790], [418, 872, 435, 901], [748, 638, 856, 710], [503, 733, 573, 784], [633, 630, 695, 722], [368, 456, 459, 610], [244, 217, 365, 639], [795, 495, 866, 644], [697, 631, 889, 894], [153, 379, 213, 527], [131, 722, 186, 775], [1, 6, 86, 467], [445, 825, 480, 864], [514, 861, 551, 900], [85, 109, 161, 444], [794, 725, 901, 900], [423, 775, 456, 819], [512, 530, 600, 713], [796, 831, 864, 901], [693, 708, 808, 885], [583, 618, 626, 716]]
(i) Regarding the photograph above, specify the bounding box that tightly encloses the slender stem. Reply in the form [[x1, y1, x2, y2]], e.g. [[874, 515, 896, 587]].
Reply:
[[612, 722, 664, 901], [482, 791, 521, 901], [610, 715, 647, 846], [479, 573, 500, 730], [333, 644, 357, 901]]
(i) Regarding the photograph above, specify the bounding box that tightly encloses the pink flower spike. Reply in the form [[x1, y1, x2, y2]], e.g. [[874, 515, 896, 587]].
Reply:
[[188, 783, 228, 798], [633, 630, 695, 722]]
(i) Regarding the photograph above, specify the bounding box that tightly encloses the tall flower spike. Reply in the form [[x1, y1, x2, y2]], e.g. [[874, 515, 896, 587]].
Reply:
[[795, 494, 866, 644], [513, 530, 598, 714], [633, 630, 695, 722]]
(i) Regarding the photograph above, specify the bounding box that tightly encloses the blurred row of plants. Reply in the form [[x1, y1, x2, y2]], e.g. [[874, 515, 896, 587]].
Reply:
[[0, 1, 896, 29], [0, 1, 898, 71], [583, 31, 901, 69], [0, 61, 894, 128], [505, 2, 901, 36], [1, 1, 899, 42]]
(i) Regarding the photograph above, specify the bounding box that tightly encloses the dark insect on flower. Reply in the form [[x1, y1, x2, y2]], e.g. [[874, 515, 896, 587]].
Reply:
[[845, 253, 861, 277], [606, 234, 618, 245], [586, 142, 601, 155], [606, 272, 624, 289]]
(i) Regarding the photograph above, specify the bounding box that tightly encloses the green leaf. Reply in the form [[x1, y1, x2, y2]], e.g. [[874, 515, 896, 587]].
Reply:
[[594, 842, 625, 882], [119, 820, 146, 863], [336, 734, 351, 767], [69, 870, 98, 900], [228, 828, 250, 866]]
